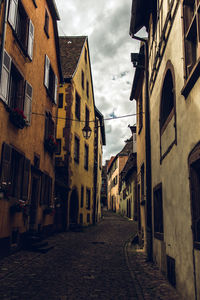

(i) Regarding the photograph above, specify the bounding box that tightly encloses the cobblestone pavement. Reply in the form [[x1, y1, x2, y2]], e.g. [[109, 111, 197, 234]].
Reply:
[[0, 211, 181, 300]]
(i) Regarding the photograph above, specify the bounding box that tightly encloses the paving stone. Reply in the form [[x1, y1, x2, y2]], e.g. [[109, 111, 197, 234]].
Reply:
[[0, 211, 181, 299]]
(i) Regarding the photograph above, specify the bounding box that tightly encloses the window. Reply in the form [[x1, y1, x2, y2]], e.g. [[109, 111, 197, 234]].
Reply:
[[167, 256, 176, 287], [0, 143, 30, 201], [32, 0, 37, 8], [44, 9, 49, 37], [189, 142, 200, 250], [58, 93, 63, 108], [40, 173, 52, 206], [44, 55, 58, 103], [86, 188, 91, 209], [138, 92, 143, 133], [87, 213, 90, 223], [85, 48, 87, 63], [8, 0, 34, 59], [82, 70, 84, 89], [80, 213, 83, 224], [86, 81, 89, 98], [55, 139, 61, 155], [75, 92, 81, 120], [85, 106, 89, 126], [160, 69, 174, 134], [181, 0, 200, 97], [141, 164, 144, 202], [81, 186, 84, 208], [84, 144, 89, 170], [153, 183, 164, 240], [44, 112, 56, 154], [74, 136, 80, 163], [0, 50, 33, 125]]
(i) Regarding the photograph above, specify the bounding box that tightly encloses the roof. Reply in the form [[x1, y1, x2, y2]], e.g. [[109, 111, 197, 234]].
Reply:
[[107, 156, 115, 172], [59, 36, 87, 79], [119, 137, 133, 156], [107, 138, 133, 173], [129, 0, 152, 36], [121, 153, 137, 181], [130, 44, 145, 101], [95, 107, 106, 146]]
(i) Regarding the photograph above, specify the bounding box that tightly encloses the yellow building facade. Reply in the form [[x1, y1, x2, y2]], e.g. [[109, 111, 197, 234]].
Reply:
[[56, 36, 104, 227], [0, 0, 61, 256]]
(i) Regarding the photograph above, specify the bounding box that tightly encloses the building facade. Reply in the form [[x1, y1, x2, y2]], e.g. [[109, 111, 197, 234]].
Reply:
[[0, 0, 62, 256], [130, 0, 200, 298], [107, 138, 133, 213], [56, 36, 104, 228]]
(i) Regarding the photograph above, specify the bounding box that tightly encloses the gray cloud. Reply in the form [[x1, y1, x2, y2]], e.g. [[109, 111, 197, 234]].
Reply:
[[55, 0, 139, 163]]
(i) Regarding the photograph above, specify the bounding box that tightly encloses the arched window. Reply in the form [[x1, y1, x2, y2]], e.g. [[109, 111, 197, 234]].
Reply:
[[188, 143, 200, 250], [160, 69, 174, 132]]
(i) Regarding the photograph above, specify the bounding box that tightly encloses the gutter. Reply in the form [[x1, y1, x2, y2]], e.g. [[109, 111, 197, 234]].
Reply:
[[131, 34, 153, 261]]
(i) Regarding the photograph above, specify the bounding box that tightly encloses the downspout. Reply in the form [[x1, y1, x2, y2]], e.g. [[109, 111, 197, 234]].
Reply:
[[0, 0, 9, 79], [132, 34, 153, 261]]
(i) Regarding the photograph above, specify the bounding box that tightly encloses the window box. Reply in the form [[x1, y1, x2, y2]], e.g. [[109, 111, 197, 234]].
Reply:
[[9, 108, 26, 129], [44, 135, 57, 154], [10, 200, 29, 215]]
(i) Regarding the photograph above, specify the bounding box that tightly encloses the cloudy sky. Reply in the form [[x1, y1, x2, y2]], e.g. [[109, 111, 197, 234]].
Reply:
[[55, 0, 142, 163]]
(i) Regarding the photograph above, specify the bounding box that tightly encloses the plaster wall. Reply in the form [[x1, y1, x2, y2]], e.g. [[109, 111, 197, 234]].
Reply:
[[149, 3, 199, 298], [0, 0, 60, 238], [57, 40, 95, 225]]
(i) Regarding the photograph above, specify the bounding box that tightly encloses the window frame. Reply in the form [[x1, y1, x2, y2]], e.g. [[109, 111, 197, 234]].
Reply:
[[188, 142, 200, 250], [74, 135, 80, 164], [181, 0, 200, 98], [8, 0, 34, 60], [44, 9, 49, 38], [75, 92, 81, 120], [84, 143, 89, 170], [153, 183, 164, 241]]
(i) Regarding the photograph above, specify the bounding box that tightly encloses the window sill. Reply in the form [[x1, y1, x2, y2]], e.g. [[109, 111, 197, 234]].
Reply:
[[194, 241, 200, 250], [154, 232, 164, 241], [181, 58, 200, 99]]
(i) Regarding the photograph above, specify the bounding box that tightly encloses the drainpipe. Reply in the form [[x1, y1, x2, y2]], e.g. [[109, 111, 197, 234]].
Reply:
[[132, 34, 153, 261], [0, 0, 9, 79]]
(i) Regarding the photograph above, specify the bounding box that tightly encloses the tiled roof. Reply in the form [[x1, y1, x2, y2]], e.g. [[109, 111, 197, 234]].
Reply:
[[121, 153, 137, 180], [119, 137, 133, 156], [59, 36, 87, 79]]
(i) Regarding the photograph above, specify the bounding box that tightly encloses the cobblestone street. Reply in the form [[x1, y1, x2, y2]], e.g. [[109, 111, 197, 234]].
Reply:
[[0, 211, 180, 300]]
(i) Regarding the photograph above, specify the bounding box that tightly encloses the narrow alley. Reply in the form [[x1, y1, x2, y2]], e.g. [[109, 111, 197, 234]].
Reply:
[[0, 211, 180, 300]]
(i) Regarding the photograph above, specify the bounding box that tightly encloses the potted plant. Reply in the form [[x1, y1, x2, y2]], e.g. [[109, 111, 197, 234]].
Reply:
[[9, 108, 26, 129], [10, 200, 29, 215]]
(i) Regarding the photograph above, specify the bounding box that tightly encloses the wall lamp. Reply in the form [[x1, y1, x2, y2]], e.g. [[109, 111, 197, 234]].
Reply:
[[82, 124, 92, 139]]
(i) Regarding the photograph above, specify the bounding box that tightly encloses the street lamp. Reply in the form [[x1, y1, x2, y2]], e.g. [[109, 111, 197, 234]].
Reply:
[[82, 124, 92, 139]]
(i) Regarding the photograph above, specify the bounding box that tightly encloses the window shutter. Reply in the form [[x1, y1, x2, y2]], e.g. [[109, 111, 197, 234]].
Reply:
[[54, 75, 58, 104], [48, 176, 52, 206], [44, 55, 50, 89], [8, 0, 18, 30], [0, 143, 12, 185], [22, 157, 30, 200], [0, 50, 11, 104], [40, 172, 46, 205], [24, 81, 33, 124], [28, 20, 34, 60]]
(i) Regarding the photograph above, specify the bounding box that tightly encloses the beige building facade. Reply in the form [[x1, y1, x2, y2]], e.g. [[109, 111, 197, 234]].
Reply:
[[130, 0, 200, 298]]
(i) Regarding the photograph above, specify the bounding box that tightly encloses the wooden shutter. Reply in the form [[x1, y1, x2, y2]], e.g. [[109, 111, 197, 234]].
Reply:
[[24, 81, 33, 124], [48, 176, 52, 206], [22, 157, 30, 200], [44, 55, 50, 89], [8, 0, 18, 30], [0, 50, 11, 104], [0, 143, 12, 185], [28, 20, 34, 60], [40, 173, 46, 205], [54, 75, 58, 104]]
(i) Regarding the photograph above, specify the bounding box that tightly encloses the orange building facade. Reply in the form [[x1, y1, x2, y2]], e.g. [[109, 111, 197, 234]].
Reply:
[[0, 0, 62, 256]]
